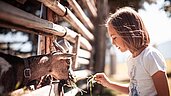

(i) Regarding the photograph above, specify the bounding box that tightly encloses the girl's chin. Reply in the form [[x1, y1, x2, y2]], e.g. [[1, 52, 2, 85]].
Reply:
[[119, 48, 127, 52], [120, 50, 125, 52]]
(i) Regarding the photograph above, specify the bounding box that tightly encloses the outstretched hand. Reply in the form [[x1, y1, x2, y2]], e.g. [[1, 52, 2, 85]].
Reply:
[[94, 73, 110, 87]]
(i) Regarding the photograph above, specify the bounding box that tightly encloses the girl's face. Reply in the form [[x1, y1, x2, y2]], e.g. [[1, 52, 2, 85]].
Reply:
[[107, 23, 128, 52]]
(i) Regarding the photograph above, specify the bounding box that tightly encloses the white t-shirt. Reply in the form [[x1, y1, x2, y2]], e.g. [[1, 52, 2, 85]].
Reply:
[[127, 46, 166, 96]]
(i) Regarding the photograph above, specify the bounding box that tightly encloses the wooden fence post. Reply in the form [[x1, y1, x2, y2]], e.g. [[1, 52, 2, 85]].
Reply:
[[72, 34, 81, 70], [93, 0, 109, 94]]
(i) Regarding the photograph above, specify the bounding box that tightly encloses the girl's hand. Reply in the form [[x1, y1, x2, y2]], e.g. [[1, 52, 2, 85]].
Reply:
[[94, 73, 110, 87]]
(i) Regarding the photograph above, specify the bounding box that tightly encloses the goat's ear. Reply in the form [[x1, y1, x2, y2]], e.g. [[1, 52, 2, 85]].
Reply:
[[38, 56, 49, 64], [53, 53, 76, 59]]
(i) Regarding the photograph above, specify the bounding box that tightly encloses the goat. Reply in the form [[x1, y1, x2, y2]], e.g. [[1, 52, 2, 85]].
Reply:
[[0, 39, 74, 94]]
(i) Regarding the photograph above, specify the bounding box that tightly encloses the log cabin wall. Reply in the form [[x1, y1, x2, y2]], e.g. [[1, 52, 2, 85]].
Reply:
[[0, 0, 108, 95]]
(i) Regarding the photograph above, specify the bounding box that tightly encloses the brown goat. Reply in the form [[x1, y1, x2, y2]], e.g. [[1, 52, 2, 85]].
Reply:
[[0, 52, 74, 94]]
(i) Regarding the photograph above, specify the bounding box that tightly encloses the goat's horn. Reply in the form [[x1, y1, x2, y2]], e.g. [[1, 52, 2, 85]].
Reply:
[[53, 40, 66, 53]]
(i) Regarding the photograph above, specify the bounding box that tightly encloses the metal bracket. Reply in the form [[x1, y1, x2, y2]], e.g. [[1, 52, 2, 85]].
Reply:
[[24, 68, 31, 78]]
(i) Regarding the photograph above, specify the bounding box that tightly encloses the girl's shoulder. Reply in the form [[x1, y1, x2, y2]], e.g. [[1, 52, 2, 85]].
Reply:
[[141, 46, 166, 76], [129, 46, 159, 60], [127, 46, 164, 63], [143, 46, 163, 58]]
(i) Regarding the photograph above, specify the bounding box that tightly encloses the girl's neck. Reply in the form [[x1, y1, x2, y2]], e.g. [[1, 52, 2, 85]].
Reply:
[[131, 46, 147, 58]]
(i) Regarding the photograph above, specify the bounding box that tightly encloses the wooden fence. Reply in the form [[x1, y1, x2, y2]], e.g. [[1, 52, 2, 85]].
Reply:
[[0, 0, 106, 95]]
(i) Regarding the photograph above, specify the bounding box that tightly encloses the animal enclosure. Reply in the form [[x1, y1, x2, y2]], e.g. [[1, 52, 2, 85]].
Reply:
[[0, 0, 108, 96], [0, 0, 108, 95]]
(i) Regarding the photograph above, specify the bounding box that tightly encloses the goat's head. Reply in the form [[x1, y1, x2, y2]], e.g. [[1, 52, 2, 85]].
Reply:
[[51, 39, 74, 80], [48, 53, 74, 80], [34, 39, 74, 81]]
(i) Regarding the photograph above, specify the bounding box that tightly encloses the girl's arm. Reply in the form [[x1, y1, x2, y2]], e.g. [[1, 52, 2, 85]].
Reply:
[[94, 73, 129, 94], [152, 71, 170, 96]]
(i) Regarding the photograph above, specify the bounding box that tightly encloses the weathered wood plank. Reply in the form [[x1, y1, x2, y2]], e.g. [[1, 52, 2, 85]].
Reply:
[[72, 34, 80, 69], [37, 0, 94, 41], [68, 0, 94, 31], [64, 84, 87, 96], [46, 8, 55, 54], [77, 58, 90, 65], [11, 84, 58, 96], [0, 1, 92, 51], [74, 70, 92, 81], [82, 0, 97, 17], [64, 27, 92, 51], [78, 49, 91, 59]]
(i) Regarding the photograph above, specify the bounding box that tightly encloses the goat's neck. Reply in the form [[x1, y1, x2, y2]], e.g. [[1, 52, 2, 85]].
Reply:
[[0, 53, 24, 92], [25, 54, 52, 81]]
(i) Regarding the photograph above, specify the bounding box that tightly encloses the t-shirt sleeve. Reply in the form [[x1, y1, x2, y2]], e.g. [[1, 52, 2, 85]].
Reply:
[[143, 50, 166, 76]]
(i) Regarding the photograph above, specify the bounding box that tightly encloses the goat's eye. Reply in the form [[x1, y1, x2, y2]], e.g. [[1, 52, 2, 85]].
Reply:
[[66, 59, 70, 64]]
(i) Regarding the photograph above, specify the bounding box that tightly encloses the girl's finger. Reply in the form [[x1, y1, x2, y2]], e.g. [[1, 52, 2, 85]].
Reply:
[[97, 81, 101, 84]]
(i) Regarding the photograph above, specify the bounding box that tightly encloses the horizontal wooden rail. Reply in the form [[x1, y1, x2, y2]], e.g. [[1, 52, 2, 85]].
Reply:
[[37, 0, 94, 41], [64, 87, 79, 96], [78, 58, 90, 65], [74, 70, 92, 81], [67, 0, 94, 31], [78, 49, 91, 59], [0, 1, 92, 51], [11, 84, 58, 96], [64, 84, 87, 96], [64, 27, 92, 51], [82, 0, 97, 17]]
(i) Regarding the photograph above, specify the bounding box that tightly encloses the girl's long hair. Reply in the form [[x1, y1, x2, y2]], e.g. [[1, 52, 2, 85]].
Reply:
[[106, 7, 150, 52]]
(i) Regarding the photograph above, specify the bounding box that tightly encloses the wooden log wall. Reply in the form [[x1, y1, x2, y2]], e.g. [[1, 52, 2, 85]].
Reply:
[[0, 0, 103, 95]]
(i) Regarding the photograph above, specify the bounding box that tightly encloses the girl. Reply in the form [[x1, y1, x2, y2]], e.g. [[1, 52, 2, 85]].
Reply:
[[94, 7, 170, 96]]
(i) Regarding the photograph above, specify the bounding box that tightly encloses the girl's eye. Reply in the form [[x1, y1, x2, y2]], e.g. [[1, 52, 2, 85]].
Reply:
[[112, 37, 117, 40]]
